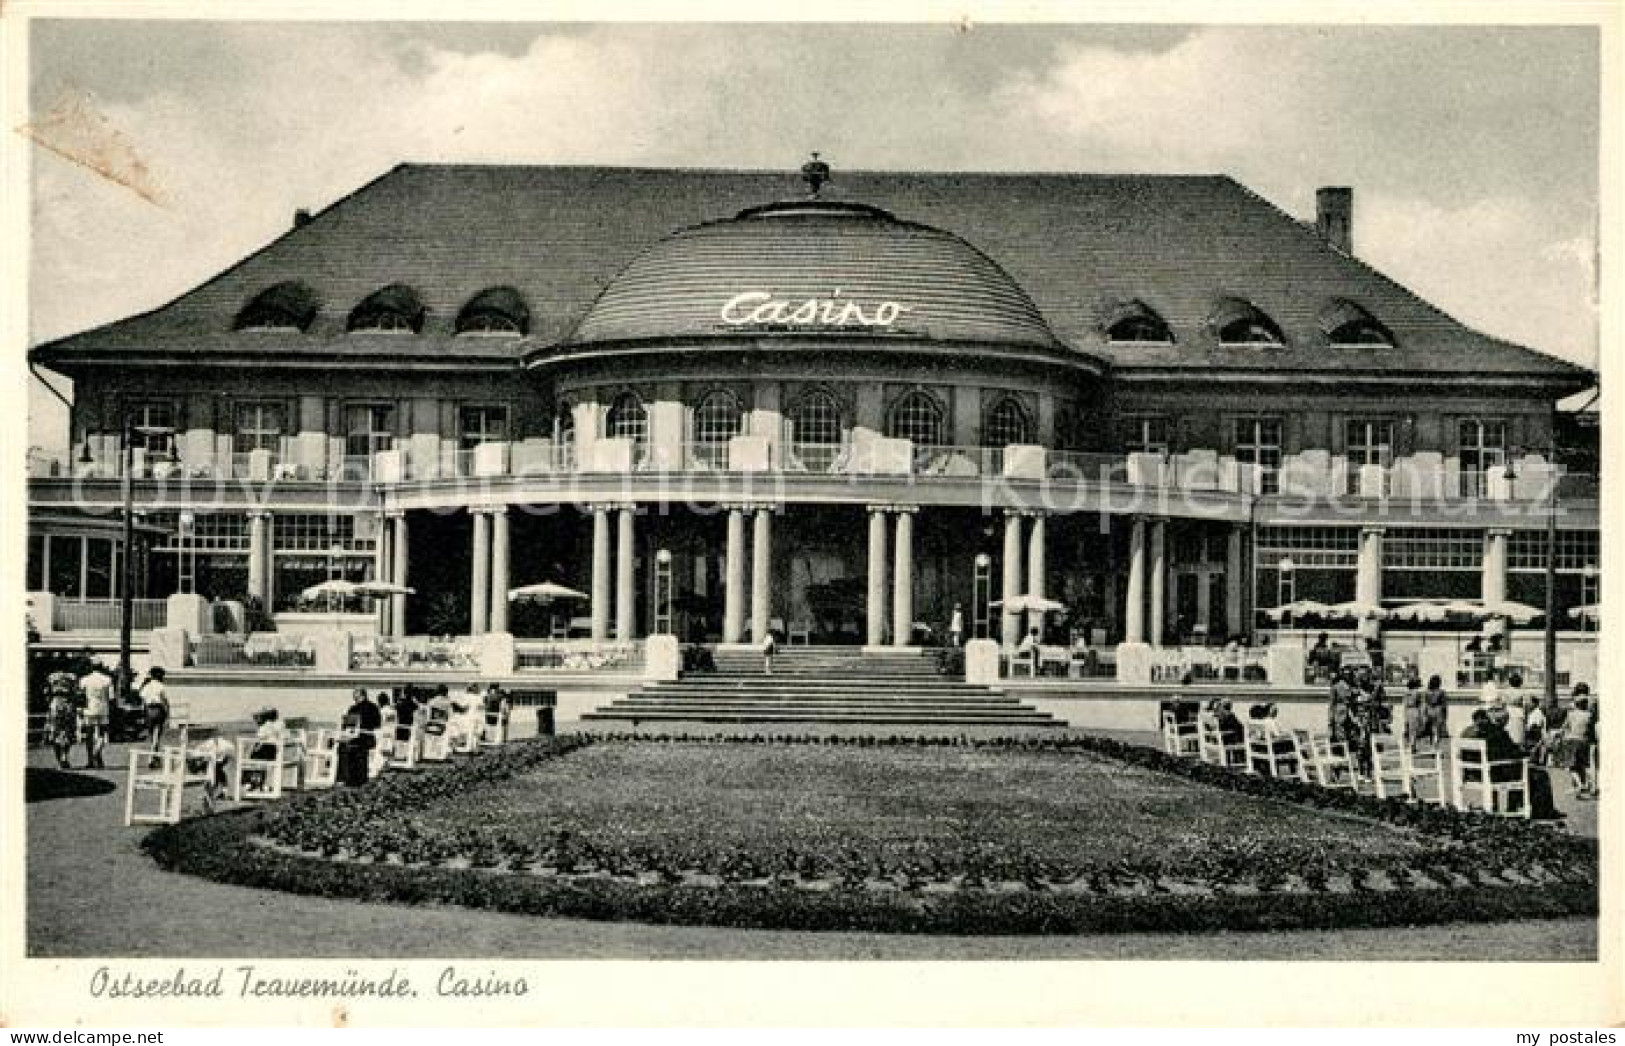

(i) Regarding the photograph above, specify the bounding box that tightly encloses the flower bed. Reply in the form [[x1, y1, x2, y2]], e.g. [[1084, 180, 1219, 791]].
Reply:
[[140, 733, 1598, 936]]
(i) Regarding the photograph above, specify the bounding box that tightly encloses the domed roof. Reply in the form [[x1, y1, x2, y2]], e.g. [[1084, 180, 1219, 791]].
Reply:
[[566, 200, 1064, 351]]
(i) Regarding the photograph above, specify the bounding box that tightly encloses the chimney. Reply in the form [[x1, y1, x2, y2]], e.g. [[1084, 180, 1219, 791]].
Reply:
[[292, 208, 312, 229], [1315, 187, 1352, 254]]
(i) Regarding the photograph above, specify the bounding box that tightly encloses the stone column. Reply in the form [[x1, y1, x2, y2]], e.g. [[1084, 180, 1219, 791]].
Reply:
[[1001, 510, 1023, 647], [892, 507, 915, 647], [1355, 526, 1385, 607], [1226, 525, 1245, 638], [391, 512, 409, 637], [616, 505, 636, 640], [1026, 511, 1047, 637], [470, 509, 491, 635], [1482, 528, 1509, 606], [490, 507, 510, 633], [247, 510, 270, 604], [590, 506, 612, 641], [1149, 519, 1167, 647], [751, 506, 773, 641], [375, 517, 393, 635], [1124, 516, 1147, 644], [723, 505, 747, 643], [867, 506, 889, 646]]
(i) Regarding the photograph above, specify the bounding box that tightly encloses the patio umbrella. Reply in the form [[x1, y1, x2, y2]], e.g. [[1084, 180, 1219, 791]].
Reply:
[[508, 581, 589, 603], [300, 579, 361, 601], [1483, 600, 1544, 625], [1569, 603, 1600, 623], [1259, 600, 1334, 622], [1386, 600, 1452, 623], [1325, 600, 1389, 621], [989, 594, 1066, 614], [355, 580, 416, 597]]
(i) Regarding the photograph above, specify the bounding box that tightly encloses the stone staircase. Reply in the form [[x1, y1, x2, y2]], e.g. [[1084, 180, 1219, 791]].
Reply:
[[581, 646, 1061, 729]]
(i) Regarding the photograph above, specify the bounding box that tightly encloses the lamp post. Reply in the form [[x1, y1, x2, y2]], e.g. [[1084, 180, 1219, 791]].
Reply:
[[973, 553, 992, 639], [112, 417, 174, 703], [1278, 556, 1295, 628], [654, 548, 673, 636]]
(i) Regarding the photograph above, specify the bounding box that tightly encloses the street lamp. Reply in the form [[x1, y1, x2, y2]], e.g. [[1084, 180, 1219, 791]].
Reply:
[[654, 548, 673, 636], [98, 416, 175, 704], [973, 553, 992, 639]]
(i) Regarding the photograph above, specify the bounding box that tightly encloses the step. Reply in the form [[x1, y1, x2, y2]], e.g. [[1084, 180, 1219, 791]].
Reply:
[[581, 711, 1060, 725]]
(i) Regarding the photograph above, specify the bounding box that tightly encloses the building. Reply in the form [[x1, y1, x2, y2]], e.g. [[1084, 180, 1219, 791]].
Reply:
[[26, 162, 1598, 678]]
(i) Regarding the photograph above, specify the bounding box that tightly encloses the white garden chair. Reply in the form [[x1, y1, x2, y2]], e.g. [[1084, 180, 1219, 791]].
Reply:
[[388, 721, 422, 770], [124, 726, 222, 825], [1247, 721, 1305, 780], [1161, 709, 1200, 759], [1369, 733, 1410, 799], [1400, 740, 1448, 805], [419, 707, 453, 762], [1305, 732, 1359, 791], [1451, 737, 1531, 817], [480, 708, 510, 747], [1197, 713, 1247, 769], [302, 727, 340, 789], [232, 734, 302, 801]]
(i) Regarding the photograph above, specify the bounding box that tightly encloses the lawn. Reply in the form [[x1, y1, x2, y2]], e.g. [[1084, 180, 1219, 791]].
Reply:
[[416, 742, 1424, 870]]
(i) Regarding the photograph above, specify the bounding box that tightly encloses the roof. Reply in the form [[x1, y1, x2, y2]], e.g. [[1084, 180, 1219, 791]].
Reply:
[[30, 163, 1594, 385]]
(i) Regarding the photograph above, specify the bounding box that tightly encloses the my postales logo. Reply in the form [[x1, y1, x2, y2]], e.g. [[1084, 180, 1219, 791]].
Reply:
[[719, 290, 911, 329]]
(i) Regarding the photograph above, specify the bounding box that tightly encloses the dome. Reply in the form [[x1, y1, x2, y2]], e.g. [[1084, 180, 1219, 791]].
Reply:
[[566, 200, 1063, 351]]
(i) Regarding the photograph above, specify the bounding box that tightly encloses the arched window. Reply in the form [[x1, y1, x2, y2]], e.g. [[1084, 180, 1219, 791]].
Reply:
[[456, 286, 530, 337], [606, 392, 648, 450], [1211, 298, 1284, 345], [348, 284, 425, 333], [1104, 300, 1173, 343], [1320, 298, 1396, 347], [788, 390, 844, 473], [234, 281, 319, 331], [692, 390, 743, 468], [982, 396, 1033, 448], [888, 390, 945, 447]]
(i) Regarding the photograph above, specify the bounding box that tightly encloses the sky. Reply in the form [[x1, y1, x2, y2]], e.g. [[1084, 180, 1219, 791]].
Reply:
[[23, 18, 1602, 458]]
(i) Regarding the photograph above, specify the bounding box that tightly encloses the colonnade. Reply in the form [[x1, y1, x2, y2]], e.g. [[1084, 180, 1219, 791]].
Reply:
[[720, 503, 777, 643], [863, 504, 918, 647]]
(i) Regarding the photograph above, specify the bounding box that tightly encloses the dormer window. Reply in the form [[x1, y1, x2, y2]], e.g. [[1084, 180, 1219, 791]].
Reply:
[[1211, 297, 1284, 345], [1321, 298, 1396, 347], [1104, 300, 1173, 343], [234, 281, 318, 331], [348, 284, 425, 334], [456, 286, 530, 337]]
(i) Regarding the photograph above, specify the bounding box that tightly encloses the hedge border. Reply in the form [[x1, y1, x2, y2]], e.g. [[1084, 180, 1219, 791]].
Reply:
[[140, 733, 1599, 937]]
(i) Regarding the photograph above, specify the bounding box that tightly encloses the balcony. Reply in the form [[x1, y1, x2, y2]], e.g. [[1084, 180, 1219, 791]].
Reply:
[[39, 438, 1598, 505]]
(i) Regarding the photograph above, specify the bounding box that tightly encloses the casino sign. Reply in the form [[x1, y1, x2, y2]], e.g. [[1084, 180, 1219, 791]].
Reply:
[[719, 290, 911, 329]]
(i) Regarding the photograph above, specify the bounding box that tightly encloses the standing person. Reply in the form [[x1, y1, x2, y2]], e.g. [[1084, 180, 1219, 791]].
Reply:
[[947, 603, 965, 648], [139, 667, 170, 754], [1524, 696, 1548, 762], [1422, 674, 1450, 746], [78, 663, 114, 769], [1401, 677, 1425, 748], [45, 675, 79, 770], [1558, 693, 1597, 799], [761, 628, 777, 676]]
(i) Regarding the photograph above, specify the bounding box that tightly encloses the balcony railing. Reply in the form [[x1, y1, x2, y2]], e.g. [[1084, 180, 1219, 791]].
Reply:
[[48, 440, 1598, 503], [191, 633, 315, 669], [53, 597, 167, 632], [515, 639, 643, 673]]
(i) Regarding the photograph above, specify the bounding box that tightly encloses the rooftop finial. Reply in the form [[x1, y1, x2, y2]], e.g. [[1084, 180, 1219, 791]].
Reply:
[[800, 151, 830, 196]]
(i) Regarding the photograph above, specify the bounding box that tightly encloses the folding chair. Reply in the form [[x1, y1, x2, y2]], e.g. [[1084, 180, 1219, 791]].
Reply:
[[1305, 732, 1359, 791], [1247, 722, 1304, 780], [232, 733, 302, 801], [1197, 714, 1247, 769], [1451, 738, 1531, 817], [388, 721, 422, 770], [1161, 709, 1200, 759], [480, 708, 510, 748], [1400, 740, 1448, 805], [419, 707, 452, 762], [1369, 733, 1410, 799], [125, 747, 187, 825], [302, 727, 340, 789]]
